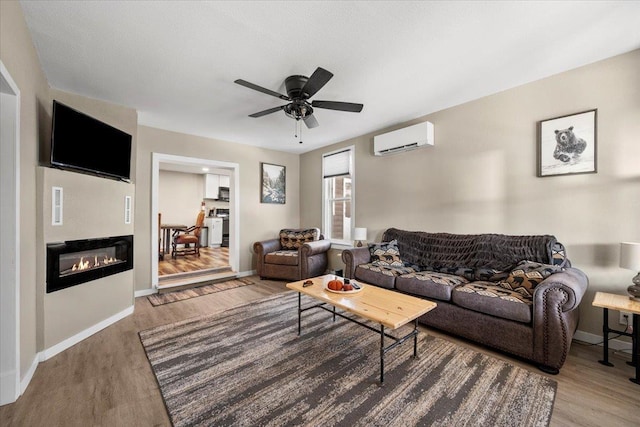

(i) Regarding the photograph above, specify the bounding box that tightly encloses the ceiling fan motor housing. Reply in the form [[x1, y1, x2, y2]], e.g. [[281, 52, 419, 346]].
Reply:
[[285, 75, 310, 99]]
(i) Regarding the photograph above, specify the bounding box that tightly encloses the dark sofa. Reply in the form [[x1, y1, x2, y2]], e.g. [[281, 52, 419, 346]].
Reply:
[[341, 228, 588, 373]]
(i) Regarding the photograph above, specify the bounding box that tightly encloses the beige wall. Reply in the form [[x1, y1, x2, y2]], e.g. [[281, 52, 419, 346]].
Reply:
[[300, 50, 640, 337], [134, 126, 300, 291], [35, 90, 138, 349], [159, 170, 205, 226], [38, 168, 135, 348], [0, 0, 50, 379]]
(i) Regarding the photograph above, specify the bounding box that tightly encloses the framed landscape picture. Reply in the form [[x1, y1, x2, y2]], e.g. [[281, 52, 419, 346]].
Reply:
[[537, 109, 597, 177], [261, 162, 286, 204]]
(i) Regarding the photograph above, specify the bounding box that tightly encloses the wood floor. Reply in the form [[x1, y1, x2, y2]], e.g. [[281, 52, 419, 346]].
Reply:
[[158, 246, 230, 276], [1, 280, 638, 426]]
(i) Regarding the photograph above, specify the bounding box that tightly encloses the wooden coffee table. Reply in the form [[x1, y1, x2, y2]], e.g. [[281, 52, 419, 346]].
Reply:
[[286, 274, 437, 383]]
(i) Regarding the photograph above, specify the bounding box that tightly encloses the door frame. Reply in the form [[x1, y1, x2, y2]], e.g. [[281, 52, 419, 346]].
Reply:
[[151, 153, 240, 288], [0, 60, 21, 405]]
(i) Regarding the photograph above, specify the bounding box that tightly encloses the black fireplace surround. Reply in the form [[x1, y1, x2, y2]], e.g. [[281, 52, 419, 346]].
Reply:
[[46, 235, 133, 293]]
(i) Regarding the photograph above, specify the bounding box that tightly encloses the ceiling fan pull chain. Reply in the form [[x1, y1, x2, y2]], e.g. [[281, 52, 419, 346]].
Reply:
[[299, 122, 303, 144]]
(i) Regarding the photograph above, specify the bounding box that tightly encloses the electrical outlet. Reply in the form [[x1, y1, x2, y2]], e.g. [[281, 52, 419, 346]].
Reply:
[[619, 311, 632, 325]]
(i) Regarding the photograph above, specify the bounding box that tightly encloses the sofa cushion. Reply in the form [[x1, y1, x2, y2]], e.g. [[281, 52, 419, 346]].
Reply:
[[435, 266, 475, 281], [279, 228, 319, 250], [452, 282, 533, 323], [355, 263, 416, 289], [265, 250, 299, 266], [497, 260, 563, 297], [474, 267, 509, 282], [369, 240, 403, 268], [396, 271, 469, 301]]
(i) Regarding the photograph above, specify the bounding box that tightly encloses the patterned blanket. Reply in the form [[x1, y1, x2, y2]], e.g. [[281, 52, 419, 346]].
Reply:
[[381, 228, 557, 272]]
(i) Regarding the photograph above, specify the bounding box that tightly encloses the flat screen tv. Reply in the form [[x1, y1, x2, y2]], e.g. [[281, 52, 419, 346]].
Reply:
[[51, 100, 132, 181]]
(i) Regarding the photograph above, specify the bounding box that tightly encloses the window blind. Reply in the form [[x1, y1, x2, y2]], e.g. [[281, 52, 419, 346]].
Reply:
[[322, 149, 351, 178]]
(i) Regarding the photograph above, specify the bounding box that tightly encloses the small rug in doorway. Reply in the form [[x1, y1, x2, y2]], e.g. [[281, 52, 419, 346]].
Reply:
[[139, 292, 557, 426], [147, 276, 260, 306]]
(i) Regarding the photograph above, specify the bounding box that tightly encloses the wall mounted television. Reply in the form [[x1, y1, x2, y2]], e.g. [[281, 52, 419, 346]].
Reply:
[[50, 100, 132, 181]]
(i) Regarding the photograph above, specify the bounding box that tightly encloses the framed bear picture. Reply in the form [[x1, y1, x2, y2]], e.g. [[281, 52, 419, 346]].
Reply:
[[537, 109, 597, 177]]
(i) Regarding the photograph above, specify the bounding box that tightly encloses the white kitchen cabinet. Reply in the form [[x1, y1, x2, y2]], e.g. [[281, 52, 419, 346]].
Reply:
[[204, 174, 219, 199], [205, 217, 223, 246], [219, 174, 230, 187]]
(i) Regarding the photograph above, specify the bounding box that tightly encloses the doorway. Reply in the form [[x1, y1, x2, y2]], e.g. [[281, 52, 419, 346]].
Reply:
[[0, 61, 21, 405], [151, 153, 240, 290]]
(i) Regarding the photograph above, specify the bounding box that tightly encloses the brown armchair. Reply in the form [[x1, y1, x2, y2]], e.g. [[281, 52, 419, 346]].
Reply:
[[254, 228, 331, 281], [171, 210, 205, 258]]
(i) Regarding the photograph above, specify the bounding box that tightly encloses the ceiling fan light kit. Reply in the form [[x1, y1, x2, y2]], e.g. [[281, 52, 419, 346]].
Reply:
[[234, 67, 363, 141]]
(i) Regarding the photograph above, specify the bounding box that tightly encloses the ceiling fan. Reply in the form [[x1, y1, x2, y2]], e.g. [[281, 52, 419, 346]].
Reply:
[[234, 67, 363, 130]]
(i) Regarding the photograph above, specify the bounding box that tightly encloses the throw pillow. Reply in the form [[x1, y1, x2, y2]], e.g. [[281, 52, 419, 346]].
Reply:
[[551, 242, 568, 267], [497, 260, 563, 297], [369, 239, 403, 268], [279, 228, 319, 250]]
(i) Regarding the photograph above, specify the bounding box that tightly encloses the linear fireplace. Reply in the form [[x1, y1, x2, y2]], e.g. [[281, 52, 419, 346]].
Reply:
[[47, 235, 133, 293]]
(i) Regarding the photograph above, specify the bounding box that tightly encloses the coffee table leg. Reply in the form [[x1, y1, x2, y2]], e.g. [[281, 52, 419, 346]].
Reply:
[[380, 324, 385, 384], [333, 306, 336, 322], [297, 292, 301, 336]]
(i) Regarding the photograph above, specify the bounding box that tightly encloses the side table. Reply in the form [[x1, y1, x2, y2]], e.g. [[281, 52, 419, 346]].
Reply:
[[592, 291, 640, 385]]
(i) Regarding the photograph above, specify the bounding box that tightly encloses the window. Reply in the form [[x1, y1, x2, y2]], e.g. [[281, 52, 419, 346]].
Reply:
[[322, 147, 354, 244]]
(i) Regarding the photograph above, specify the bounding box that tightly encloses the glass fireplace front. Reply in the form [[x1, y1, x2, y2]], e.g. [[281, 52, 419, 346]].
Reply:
[[47, 235, 133, 293]]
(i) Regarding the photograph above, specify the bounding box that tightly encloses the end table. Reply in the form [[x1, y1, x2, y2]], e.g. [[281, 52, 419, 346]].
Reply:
[[592, 291, 640, 385]]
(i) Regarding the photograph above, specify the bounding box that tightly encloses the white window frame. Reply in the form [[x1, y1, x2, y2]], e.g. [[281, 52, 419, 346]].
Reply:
[[322, 146, 355, 246]]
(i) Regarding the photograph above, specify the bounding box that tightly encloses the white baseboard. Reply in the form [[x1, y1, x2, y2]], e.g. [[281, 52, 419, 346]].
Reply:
[[40, 305, 134, 361], [135, 288, 157, 298], [20, 353, 39, 396], [573, 329, 632, 351], [0, 370, 18, 405]]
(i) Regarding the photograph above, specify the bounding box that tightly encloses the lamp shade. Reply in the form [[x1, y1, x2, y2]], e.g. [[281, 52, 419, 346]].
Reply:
[[353, 227, 367, 241], [620, 242, 640, 271]]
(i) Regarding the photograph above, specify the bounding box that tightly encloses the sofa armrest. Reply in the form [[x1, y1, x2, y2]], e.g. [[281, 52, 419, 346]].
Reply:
[[253, 238, 281, 256], [532, 267, 589, 371], [341, 247, 372, 279], [300, 239, 332, 256]]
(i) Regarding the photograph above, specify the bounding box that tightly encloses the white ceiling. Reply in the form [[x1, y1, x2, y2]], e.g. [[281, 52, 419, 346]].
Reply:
[[19, 1, 640, 154]]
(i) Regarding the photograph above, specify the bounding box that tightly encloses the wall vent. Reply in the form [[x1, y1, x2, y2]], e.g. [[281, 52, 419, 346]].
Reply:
[[52, 187, 63, 226]]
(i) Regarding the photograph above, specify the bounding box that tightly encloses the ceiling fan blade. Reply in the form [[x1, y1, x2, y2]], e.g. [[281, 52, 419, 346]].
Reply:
[[303, 114, 319, 129], [249, 105, 286, 118], [300, 67, 333, 98], [312, 100, 363, 113], [234, 79, 290, 101]]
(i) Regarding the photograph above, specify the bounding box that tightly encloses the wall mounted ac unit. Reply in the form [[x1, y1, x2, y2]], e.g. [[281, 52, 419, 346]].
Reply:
[[373, 121, 434, 156]]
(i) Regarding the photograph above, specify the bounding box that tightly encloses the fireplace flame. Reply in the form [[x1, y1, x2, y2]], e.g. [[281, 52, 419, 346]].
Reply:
[[71, 256, 118, 272], [72, 257, 91, 271]]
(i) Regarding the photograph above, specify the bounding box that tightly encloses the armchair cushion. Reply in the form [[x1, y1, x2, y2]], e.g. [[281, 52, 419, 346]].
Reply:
[[279, 228, 320, 249], [265, 250, 299, 266], [175, 234, 199, 245]]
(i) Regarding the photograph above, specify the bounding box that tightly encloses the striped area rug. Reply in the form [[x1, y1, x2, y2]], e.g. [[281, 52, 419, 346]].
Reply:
[[147, 277, 260, 306], [139, 292, 556, 426]]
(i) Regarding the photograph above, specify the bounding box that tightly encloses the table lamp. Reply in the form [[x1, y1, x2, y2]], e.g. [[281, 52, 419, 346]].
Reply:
[[620, 242, 640, 300], [354, 227, 367, 247]]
